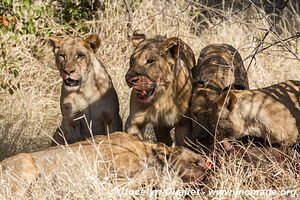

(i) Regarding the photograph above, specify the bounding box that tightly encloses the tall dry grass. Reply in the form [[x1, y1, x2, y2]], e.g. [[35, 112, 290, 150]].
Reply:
[[0, 0, 300, 199]]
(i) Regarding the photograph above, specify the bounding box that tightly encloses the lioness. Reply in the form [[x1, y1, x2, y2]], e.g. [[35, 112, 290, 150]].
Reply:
[[211, 80, 300, 146], [190, 44, 249, 147], [125, 33, 196, 146], [1, 132, 211, 196], [193, 44, 249, 88], [49, 34, 122, 145]]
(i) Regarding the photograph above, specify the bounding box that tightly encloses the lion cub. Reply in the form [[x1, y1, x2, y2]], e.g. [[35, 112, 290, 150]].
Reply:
[[49, 34, 122, 145], [125, 33, 195, 146], [214, 80, 300, 146]]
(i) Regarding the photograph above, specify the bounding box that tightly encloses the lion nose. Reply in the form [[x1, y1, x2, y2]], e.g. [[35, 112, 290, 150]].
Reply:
[[126, 76, 140, 86], [62, 68, 75, 75]]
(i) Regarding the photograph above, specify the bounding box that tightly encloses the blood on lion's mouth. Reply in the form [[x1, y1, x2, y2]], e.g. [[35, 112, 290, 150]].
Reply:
[[64, 78, 81, 87], [133, 85, 156, 103]]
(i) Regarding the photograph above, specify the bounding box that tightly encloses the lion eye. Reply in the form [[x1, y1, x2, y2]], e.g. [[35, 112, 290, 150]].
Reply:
[[77, 54, 85, 60], [58, 54, 65, 61], [129, 58, 134, 66], [146, 59, 155, 64]]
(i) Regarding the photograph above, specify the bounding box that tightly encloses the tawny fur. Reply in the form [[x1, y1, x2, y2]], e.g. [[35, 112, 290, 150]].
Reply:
[[193, 44, 249, 88], [1, 132, 209, 196], [189, 44, 249, 146], [49, 35, 122, 145], [125, 33, 196, 146], [214, 80, 300, 146]]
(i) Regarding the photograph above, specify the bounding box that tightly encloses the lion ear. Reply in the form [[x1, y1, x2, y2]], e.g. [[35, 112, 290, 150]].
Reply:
[[85, 34, 101, 53], [48, 36, 63, 53], [159, 37, 183, 60], [130, 30, 146, 47]]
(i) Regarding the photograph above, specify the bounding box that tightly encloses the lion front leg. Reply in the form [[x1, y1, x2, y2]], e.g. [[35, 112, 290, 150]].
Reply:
[[108, 114, 123, 133], [125, 112, 146, 139], [52, 128, 66, 146], [52, 118, 81, 146], [174, 117, 192, 147], [154, 126, 173, 146]]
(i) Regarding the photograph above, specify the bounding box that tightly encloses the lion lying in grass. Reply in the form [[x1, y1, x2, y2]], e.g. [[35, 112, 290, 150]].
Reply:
[[49, 34, 122, 145], [1, 132, 211, 196]]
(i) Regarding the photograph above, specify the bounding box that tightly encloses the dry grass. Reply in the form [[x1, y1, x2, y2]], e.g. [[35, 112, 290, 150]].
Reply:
[[0, 0, 300, 199]]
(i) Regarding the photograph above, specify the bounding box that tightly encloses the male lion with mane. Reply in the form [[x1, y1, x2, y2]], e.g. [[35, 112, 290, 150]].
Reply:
[[49, 34, 122, 145], [125, 32, 196, 146]]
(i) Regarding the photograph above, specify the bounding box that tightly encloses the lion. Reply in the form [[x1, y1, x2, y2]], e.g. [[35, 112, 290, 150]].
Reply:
[[189, 44, 249, 148], [1, 132, 211, 196], [193, 44, 249, 88], [125, 33, 196, 146], [49, 34, 122, 145], [212, 80, 300, 147]]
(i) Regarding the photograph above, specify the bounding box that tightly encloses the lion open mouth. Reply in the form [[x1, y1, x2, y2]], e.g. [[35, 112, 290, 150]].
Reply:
[[131, 83, 156, 103], [134, 86, 155, 100], [125, 75, 158, 103], [64, 78, 81, 87]]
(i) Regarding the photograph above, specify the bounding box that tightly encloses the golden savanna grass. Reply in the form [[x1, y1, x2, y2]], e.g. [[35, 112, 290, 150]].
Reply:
[[0, 0, 300, 199]]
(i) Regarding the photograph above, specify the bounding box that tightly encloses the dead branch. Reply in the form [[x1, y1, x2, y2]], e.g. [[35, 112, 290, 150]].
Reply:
[[123, 0, 133, 39], [245, 29, 271, 72], [244, 32, 300, 65]]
